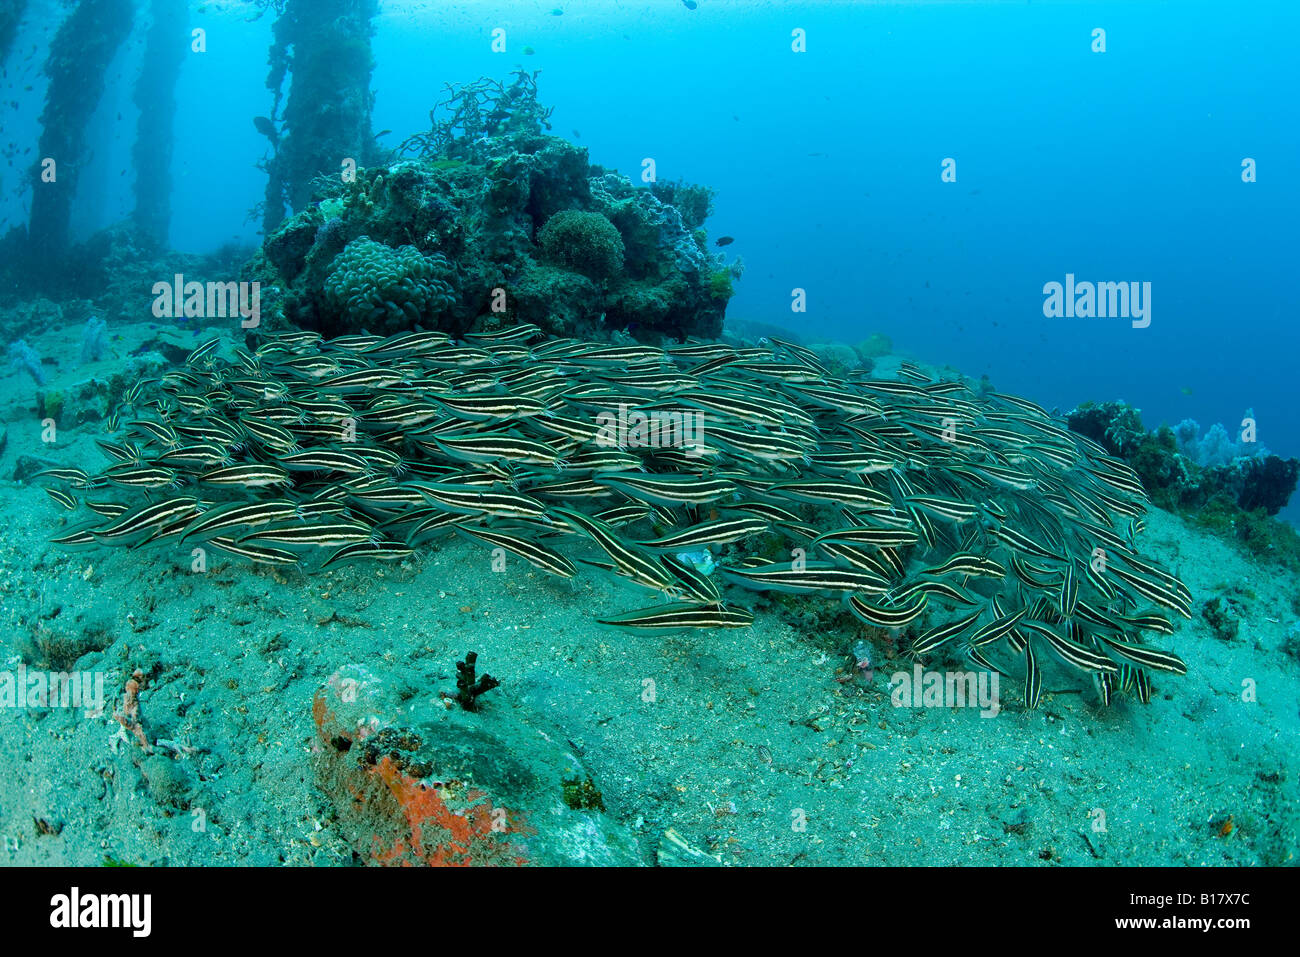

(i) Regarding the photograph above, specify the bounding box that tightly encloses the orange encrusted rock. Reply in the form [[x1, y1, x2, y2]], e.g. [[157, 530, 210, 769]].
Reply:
[[312, 664, 640, 867]]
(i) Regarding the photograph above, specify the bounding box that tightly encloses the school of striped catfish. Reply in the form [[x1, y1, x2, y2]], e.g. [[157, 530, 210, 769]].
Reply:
[[41, 322, 1191, 712]]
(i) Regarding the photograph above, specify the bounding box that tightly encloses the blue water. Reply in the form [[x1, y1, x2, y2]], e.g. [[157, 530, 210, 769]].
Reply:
[[3, 0, 1296, 502]]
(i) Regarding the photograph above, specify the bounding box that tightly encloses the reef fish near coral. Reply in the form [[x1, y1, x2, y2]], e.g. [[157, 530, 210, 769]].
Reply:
[[44, 325, 1189, 713]]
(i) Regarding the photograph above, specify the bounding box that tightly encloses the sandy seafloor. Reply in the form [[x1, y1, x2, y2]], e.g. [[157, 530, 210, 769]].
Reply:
[[1, 315, 1297, 867]]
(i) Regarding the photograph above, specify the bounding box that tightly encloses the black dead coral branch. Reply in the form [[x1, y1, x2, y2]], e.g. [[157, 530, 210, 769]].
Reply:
[[455, 652, 500, 711]]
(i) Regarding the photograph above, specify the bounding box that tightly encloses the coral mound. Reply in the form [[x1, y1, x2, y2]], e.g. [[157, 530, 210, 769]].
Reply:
[[538, 210, 625, 280], [247, 72, 733, 342]]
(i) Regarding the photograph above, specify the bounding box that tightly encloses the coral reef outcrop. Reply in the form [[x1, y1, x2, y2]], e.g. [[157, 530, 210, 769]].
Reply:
[[245, 71, 733, 341], [1068, 400, 1300, 567], [1068, 401, 1298, 516]]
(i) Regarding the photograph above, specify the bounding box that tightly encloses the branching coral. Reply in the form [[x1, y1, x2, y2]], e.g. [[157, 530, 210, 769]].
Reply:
[[399, 69, 553, 163], [454, 652, 499, 711], [323, 236, 455, 333]]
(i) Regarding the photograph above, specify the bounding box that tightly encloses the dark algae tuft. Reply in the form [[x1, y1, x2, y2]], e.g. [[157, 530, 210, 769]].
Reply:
[[561, 775, 606, 812]]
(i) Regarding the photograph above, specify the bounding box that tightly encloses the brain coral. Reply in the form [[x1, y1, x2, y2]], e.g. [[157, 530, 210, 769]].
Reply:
[[537, 210, 625, 281], [323, 236, 455, 333]]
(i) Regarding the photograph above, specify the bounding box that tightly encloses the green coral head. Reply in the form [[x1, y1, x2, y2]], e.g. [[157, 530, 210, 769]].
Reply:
[[538, 210, 625, 281], [708, 269, 734, 301]]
